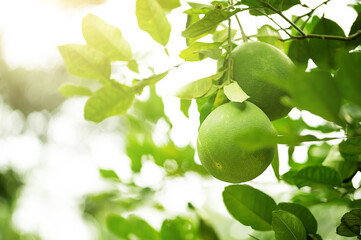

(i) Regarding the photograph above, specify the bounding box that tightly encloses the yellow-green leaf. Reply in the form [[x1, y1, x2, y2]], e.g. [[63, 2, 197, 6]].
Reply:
[[136, 0, 171, 46], [84, 81, 134, 123], [223, 82, 249, 103], [58, 44, 111, 83], [179, 42, 221, 61], [182, 9, 240, 38], [59, 83, 92, 97], [175, 76, 213, 99], [82, 14, 132, 61], [127, 59, 139, 73], [257, 24, 283, 50], [156, 0, 180, 11]]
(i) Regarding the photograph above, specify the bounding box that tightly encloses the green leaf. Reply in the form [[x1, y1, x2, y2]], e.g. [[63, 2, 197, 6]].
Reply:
[[133, 71, 169, 91], [184, 12, 208, 46], [197, 95, 216, 124], [337, 221, 360, 237], [240, 0, 301, 16], [294, 165, 342, 188], [59, 83, 92, 97], [180, 99, 192, 118], [136, 0, 171, 46], [272, 210, 307, 240], [267, 0, 301, 12], [340, 103, 361, 125], [223, 184, 277, 231], [182, 9, 240, 38], [237, 132, 335, 152], [212, 88, 229, 109], [350, 3, 361, 13], [99, 169, 121, 182], [283, 70, 343, 126], [272, 117, 307, 136], [303, 16, 320, 35], [127, 215, 159, 240], [223, 82, 249, 103], [339, 136, 361, 162], [179, 42, 222, 61], [197, 49, 222, 60], [127, 59, 139, 73], [184, 7, 212, 14], [337, 209, 361, 238], [324, 145, 359, 181], [287, 39, 310, 70], [347, 12, 361, 50], [107, 214, 159, 240], [175, 76, 213, 99], [82, 14, 132, 61], [257, 25, 283, 49], [306, 143, 331, 165], [58, 44, 111, 82], [106, 215, 129, 238], [272, 146, 280, 180], [126, 136, 147, 173], [132, 85, 167, 123], [156, 0, 180, 11], [281, 170, 298, 185], [277, 202, 317, 234], [307, 233, 323, 240], [309, 18, 346, 70], [273, 116, 340, 136], [187, 2, 214, 9], [213, 28, 237, 43], [84, 81, 134, 123], [335, 51, 361, 108], [160, 217, 197, 240], [198, 218, 220, 240]]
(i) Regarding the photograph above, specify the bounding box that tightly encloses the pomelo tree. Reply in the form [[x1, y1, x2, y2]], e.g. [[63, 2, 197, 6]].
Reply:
[[58, 0, 361, 239]]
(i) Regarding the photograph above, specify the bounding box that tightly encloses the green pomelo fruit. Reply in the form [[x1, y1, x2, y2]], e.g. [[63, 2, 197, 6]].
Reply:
[[197, 101, 277, 183], [232, 42, 295, 121]]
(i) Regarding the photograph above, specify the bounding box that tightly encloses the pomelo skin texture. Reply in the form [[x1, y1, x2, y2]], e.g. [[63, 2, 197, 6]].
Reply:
[[197, 101, 277, 183], [232, 42, 294, 121]]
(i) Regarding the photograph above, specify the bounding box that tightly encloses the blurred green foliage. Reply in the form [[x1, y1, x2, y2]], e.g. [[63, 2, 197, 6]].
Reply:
[[0, 169, 41, 240]]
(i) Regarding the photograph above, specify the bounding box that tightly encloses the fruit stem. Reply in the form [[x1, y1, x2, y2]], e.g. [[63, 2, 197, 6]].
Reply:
[[227, 0, 234, 84], [227, 18, 232, 84], [235, 15, 248, 42]]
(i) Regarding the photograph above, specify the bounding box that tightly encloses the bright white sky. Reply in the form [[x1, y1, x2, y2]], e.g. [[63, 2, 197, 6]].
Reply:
[[0, 0, 359, 240]]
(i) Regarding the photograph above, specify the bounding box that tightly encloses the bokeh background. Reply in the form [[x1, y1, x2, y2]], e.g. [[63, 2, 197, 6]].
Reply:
[[0, 0, 359, 239]]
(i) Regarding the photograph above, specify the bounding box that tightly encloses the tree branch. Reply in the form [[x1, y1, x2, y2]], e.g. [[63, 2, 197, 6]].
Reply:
[[254, 9, 293, 38], [227, 0, 234, 84], [294, 0, 331, 24], [282, 30, 361, 42], [235, 15, 248, 42], [256, 0, 306, 36]]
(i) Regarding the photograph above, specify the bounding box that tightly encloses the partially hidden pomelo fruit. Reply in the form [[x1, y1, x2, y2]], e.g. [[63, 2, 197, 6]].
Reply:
[[197, 101, 277, 183], [232, 42, 295, 121]]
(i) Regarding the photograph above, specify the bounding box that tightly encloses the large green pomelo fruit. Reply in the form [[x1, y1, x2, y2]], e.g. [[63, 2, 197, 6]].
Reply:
[[232, 42, 294, 121], [197, 101, 277, 183]]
